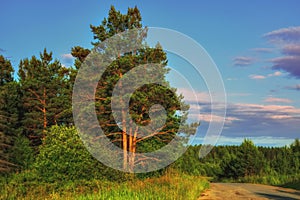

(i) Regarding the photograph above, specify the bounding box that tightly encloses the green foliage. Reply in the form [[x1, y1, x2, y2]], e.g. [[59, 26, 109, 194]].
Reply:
[[0, 57, 20, 173], [173, 139, 300, 186], [0, 55, 14, 86], [0, 170, 209, 200], [33, 125, 125, 182], [10, 134, 34, 170], [18, 49, 72, 146]]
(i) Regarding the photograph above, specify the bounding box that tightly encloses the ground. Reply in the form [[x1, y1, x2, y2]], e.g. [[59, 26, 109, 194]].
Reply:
[[199, 183, 300, 200]]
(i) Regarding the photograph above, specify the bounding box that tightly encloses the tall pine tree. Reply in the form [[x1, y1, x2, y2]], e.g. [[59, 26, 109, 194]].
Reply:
[[73, 6, 197, 171], [18, 49, 71, 146]]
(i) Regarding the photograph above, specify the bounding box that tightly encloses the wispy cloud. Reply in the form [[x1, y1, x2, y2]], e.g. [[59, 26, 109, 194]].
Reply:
[[248, 71, 282, 80], [251, 48, 273, 53], [233, 56, 255, 67], [285, 84, 300, 91], [264, 97, 292, 103], [264, 26, 300, 43], [249, 74, 266, 80]]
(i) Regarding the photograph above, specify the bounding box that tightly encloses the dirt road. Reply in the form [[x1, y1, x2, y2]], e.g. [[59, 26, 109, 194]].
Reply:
[[199, 183, 300, 200]]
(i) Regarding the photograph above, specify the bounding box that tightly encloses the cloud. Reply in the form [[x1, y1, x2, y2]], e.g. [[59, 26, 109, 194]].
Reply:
[[223, 103, 300, 138], [193, 101, 300, 139], [60, 53, 74, 66], [249, 74, 266, 80], [270, 56, 300, 78], [282, 44, 300, 55], [180, 87, 300, 140], [264, 26, 300, 43], [261, 27, 300, 78], [248, 71, 282, 80], [285, 84, 300, 91], [234, 27, 300, 79], [233, 56, 255, 66], [264, 97, 292, 103], [269, 115, 293, 120], [251, 48, 273, 53], [268, 71, 282, 77]]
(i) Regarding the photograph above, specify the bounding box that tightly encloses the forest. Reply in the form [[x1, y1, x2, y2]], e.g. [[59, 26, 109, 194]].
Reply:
[[1, 5, 299, 200]]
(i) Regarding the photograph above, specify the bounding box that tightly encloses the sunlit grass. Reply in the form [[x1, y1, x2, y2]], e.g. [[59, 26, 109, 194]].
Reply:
[[0, 171, 209, 200]]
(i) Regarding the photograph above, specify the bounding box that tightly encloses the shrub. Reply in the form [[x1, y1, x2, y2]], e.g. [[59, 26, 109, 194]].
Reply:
[[33, 125, 125, 182]]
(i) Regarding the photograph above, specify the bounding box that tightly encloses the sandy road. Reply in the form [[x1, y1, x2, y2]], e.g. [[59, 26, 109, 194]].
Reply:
[[199, 183, 300, 200]]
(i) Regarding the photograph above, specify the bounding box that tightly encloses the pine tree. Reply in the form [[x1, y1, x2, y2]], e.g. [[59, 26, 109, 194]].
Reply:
[[18, 49, 71, 146], [0, 55, 18, 172], [73, 6, 197, 171]]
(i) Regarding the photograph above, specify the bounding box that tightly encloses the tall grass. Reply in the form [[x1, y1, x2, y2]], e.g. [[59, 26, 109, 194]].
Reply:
[[0, 170, 209, 200]]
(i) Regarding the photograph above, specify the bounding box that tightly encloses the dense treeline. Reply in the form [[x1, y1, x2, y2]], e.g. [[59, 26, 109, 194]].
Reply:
[[173, 139, 300, 184]]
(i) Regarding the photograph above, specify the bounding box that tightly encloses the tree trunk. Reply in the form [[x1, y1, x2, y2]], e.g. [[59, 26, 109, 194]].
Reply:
[[42, 87, 47, 136]]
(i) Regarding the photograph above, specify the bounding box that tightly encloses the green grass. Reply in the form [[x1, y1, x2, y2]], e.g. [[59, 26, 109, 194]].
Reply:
[[282, 181, 300, 190], [0, 171, 209, 200]]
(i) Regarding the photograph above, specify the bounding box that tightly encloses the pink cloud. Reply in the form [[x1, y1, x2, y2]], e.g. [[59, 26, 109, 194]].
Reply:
[[264, 97, 292, 103], [249, 74, 266, 80]]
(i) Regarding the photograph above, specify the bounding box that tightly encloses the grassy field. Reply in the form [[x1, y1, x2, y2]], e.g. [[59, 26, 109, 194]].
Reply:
[[0, 172, 209, 200]]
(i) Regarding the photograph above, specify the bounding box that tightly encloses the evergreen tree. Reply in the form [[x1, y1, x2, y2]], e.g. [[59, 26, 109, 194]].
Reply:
[[73, 6, 197, 171], [0, 55, 18, 172], [18, 49, 71, 146]]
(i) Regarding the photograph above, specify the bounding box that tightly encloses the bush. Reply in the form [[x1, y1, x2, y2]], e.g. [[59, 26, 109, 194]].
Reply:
[[33, 125, 125, 182]]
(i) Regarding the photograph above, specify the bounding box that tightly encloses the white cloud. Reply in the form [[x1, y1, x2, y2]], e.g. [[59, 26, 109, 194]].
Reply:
[[268, 71, 282, 77], [249, 74, 266, 80], [61, 53, 74, 59], [60, 53, 74, 66]]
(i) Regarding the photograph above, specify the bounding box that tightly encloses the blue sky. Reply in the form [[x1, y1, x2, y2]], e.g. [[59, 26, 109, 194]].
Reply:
[[1, 0, 300, 146]]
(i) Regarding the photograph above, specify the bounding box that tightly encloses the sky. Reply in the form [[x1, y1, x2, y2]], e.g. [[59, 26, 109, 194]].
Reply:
[[1, 0, 300, 146]]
